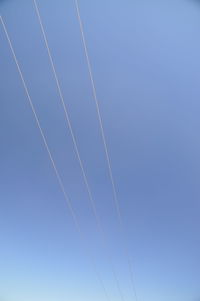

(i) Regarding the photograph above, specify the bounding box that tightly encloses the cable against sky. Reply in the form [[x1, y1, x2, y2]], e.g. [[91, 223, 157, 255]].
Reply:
[[73, 1, 139, 300], [32, 1, 127, 300], [0, 15, 110, 301]]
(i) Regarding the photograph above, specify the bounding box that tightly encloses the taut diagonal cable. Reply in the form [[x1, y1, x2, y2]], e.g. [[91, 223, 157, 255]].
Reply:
[[73, 1, 139, 300], [32, 1, 126, 301], [0, 15, 110, 301]]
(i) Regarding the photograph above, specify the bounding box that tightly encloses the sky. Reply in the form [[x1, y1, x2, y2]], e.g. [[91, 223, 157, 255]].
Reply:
[[1, 0, 200, 300]]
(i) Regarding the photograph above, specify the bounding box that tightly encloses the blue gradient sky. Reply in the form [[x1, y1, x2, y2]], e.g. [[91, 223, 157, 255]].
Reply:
[[1, 0, 200, 300]]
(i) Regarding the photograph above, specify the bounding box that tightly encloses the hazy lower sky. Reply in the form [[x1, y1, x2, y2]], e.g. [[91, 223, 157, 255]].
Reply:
[[1, 1, 200, 301]]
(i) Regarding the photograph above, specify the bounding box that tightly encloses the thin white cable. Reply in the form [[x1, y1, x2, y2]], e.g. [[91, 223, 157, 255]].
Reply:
[[73, 1, 139, 300], [0, 15, 110, 301], [32, 1, 126, 301]]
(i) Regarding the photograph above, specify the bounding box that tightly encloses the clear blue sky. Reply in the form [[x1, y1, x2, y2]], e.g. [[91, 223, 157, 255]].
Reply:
[[1, 0, 200, 300]]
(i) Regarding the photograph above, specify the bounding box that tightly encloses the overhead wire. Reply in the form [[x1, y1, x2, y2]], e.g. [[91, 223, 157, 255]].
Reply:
[[73, 1, 139, 300], [32, 1, 127, 301], [0, 15, 110, 301]]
